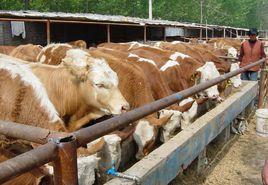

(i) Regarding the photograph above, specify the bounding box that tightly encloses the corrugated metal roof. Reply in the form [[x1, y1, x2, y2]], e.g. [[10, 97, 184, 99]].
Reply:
[[0, 10, 247, 31]]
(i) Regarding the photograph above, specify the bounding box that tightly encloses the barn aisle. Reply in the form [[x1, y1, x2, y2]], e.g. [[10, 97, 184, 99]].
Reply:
[[201, 116, 268, 185]]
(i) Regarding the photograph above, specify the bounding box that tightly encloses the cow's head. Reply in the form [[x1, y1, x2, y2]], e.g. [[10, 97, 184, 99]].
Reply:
[[158, 109, 182, 142], [230, 63, 242, 88], [62, 49, 129, 115], [195, 62, 221, 99], [227, 47, 238, 59], [133, 115, 172, 159]]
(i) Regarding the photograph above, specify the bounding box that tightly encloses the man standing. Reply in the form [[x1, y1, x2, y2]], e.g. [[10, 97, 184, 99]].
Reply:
[[239, 28, 266, 81]]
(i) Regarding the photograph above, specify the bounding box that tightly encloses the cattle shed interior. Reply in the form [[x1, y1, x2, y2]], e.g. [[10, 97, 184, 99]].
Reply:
[[0, 11, 262, 46]]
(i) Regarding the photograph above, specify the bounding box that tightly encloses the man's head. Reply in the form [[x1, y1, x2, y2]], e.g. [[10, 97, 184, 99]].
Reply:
[[248, 28, 258, 42]]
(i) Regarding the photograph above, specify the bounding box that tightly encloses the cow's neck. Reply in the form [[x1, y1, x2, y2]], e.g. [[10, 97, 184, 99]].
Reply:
[[31, 65, 82, 117]]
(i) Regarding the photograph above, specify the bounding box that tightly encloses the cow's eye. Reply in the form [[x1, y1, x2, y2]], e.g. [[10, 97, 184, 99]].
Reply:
[[95, 84, 105, 88]]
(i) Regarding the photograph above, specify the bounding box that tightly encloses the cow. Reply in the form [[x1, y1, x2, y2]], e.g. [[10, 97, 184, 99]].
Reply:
[[88, 48, 174, 159], [0, 46, 16, 55], [0, 53, 129, 131], [106, 42, 221, 100], [36, 43, 73, 65], [68, 40, 87, 49], [9, 44, 43, 62]]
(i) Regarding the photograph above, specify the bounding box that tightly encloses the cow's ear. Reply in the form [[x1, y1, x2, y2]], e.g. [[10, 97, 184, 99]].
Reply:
[[190, 71, 201, 82], [62, 57, 74, 66], [62, 57, 89, 82], [150, 114, 173, 127], [217, 67, 226, 74]]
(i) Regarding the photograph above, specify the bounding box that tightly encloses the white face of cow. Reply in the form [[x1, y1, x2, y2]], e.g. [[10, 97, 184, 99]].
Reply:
[[133, 120, 155, 160], [158, 109, 182, 142], [63, 50, 130, 115], [196, 62, 221, 99], [227, 47, 238, 59], [230, 63, 242, 88], [179, 98, 198, 129]]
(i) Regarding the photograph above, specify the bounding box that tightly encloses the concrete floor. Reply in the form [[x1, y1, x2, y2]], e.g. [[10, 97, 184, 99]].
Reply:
[[170, 115, 268, 185]]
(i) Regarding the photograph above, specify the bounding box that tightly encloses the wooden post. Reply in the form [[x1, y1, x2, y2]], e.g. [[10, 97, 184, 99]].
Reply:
[[144, 26, 147, 43], [107, 24, 110, 43], [205, 20, 208, 41], [46, 19, 51, 44], [163, 27, 166, 41], [197, 148, 207, 175], [258, 62, 268, 109]]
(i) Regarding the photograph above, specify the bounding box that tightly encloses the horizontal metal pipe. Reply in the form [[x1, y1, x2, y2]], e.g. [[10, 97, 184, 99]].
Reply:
[[0, 121, 69, 144], [0, 142, 57, 184], [74, 58, 266, 146]]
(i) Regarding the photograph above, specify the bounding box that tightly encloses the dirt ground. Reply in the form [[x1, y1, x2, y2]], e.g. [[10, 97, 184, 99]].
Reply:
[[170, 115, 268, 185]]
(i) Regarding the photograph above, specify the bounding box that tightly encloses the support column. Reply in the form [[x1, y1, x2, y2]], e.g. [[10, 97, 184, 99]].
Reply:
[[46, 19, 51, 44], [144, 26, 147, 43], [107, 24, 111, 43]]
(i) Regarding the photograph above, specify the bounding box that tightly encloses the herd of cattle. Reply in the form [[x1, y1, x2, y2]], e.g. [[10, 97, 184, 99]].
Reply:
[[0, 38, 246, 184]]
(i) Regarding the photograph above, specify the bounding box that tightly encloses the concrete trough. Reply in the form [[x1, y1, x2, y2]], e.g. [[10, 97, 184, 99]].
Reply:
[[105, 81, 258, 185]]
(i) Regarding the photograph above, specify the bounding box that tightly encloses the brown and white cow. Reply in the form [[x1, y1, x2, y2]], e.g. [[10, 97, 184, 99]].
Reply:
[[0, 46, 16, 55], [68, 40, 87, 49], [0, 53, 129, 131], [10, 44, 43, 62]]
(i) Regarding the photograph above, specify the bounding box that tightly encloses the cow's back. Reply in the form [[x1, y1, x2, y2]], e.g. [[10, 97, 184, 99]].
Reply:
[[10, 44, 42, 62], [37, 44, 72, 65], [0, 46, 16, 55]]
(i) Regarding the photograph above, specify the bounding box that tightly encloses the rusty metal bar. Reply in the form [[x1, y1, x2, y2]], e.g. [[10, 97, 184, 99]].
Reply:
[[74, 58, 266, 147], [258, 63, 267, 108], [52, 135, 78, 185], [0, 142, 57, 184], [0, 120, 69, 144]]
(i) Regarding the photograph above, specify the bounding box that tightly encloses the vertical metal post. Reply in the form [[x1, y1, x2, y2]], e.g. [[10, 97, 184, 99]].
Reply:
[[200, 29, 203, 40], [149, 0, 152, 20], [229, 29, 232, 38], [223, 28, 226, 38], [236, 29, 239, 38], [107, 24, 110, 43], [53, 136, 78, 185], [258, 62, 267, 109], [144, 26, 147, 43], [46, 19, 51, 44]]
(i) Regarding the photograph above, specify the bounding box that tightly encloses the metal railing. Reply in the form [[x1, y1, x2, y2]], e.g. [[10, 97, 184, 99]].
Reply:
[[0, 58, 267, 184]]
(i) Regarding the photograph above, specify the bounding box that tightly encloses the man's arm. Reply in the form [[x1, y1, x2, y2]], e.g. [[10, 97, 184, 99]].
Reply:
[[238, 44, 244, 62], [261, 42, 267, 59]]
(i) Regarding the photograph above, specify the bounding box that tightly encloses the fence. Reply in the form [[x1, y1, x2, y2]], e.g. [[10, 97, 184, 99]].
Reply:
[[0, 58, 267, 184]]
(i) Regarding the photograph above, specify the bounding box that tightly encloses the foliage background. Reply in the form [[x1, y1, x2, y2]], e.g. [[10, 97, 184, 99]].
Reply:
[[0, 0, 267, 29]]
